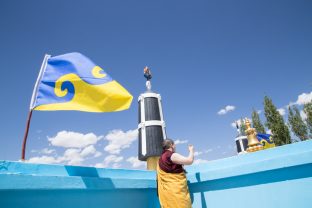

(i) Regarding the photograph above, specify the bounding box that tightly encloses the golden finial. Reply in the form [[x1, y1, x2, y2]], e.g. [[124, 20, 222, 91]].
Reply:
[[244, 118, 263, 152], [244, 118, 251, 129]]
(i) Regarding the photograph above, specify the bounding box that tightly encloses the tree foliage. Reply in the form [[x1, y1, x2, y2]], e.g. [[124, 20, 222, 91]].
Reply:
[[288, 105, 308, 141], [304, 102, 312, 139], [251, 109, 266, 133], [264, 96, 291, 146], [239, 118, 246, 136]]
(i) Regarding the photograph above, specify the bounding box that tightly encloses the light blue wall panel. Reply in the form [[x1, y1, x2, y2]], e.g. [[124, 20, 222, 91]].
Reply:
[[1, 140, 312, 208]]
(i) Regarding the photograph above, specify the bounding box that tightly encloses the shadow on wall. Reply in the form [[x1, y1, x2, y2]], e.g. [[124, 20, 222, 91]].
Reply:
[[189, 173, 207, 208], [65, 166, 115, 189], [64, 166, 159, 208]]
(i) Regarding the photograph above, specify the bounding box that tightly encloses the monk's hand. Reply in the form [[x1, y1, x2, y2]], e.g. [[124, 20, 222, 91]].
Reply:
[[188, 145, 194, 152]]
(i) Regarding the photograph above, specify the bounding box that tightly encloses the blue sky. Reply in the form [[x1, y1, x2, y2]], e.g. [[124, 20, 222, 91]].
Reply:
[[0, 0, 311, 169]]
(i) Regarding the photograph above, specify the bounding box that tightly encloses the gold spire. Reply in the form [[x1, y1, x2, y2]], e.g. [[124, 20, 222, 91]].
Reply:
[[244, 118, 263, 152]]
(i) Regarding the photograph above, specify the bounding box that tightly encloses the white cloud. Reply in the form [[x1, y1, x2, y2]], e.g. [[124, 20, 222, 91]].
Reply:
[[277, 108, 286, 116], [30, 129, 136, 167], [295, 92, 312, 105], [204, 149, 213, 153], [94, 163, 104, 168], [95, 155, 124, 168], [80, 145, 102, 158], [194, 149, 212, 157], [104, 155, 123, 165], [104, 129, 138, 154], [41, 148, 56, 155], [126, 156, 146, 168], [218, 105, 236, 115], [60, 145, 102, 165], [48, 131, 103, 148], [194, 151, 203, 156], [28, 156, 60, 164], [61, 148, 84, 165], [94, 152, 102, 158], [193, 159, 209, 165], [174, 139, 188, 145], [31, 148, 55, 155], [257, 110, 262, 114], [29, 145, 103, 166], [111, 163, 122, 168]]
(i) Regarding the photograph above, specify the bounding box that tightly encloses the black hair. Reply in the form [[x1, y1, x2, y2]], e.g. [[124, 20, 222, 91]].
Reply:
[[162, 139, 174, 150]]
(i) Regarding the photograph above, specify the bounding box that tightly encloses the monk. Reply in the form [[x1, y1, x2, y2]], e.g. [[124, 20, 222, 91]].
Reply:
[[157, 139, 194, 208]]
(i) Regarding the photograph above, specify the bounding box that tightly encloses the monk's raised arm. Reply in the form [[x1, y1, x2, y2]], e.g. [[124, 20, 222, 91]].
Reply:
[[171, 145, 194, 165]]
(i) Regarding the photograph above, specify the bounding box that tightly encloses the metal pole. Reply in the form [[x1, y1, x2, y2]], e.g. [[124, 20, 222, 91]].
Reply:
[[21, 110, 33, 161], [147, 156, 160, 170], [21, 54, 50, 161]]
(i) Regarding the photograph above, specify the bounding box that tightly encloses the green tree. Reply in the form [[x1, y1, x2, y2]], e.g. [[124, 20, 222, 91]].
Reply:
[[288, 105, 308, 141], [239, 118, 246, 136], [264, 96, 291, 146], [304, 102, 312, 139], [251, 109, 266, 133]]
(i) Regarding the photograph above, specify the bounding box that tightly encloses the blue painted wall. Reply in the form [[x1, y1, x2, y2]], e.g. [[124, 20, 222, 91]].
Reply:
[[0, 161, 160, 208], [186, 139, 312, 208], [1, 140, 312, 208]]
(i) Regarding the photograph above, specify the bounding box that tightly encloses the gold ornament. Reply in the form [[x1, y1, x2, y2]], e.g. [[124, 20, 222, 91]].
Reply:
[[244, 118, 263, 152]]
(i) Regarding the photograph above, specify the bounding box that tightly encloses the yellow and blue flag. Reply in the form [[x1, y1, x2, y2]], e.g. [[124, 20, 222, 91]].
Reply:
[[30, 52, 133, 112], [256, 133, 275, 149]]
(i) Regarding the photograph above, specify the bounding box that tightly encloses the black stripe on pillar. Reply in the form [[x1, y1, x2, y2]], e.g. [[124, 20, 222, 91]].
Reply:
[[146, 126, 163, 156], [242, 138, 248, 151], [144, 97, 160, 121], [138, 126, 164, 161], [236, 139, 242, 153], [138, 100, 141, 123], [138, 128, 144, 160]]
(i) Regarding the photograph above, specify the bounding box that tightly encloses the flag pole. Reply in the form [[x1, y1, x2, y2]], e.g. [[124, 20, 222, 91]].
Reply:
[[21, 110, 33, 160], [21, 54, 50, 161]]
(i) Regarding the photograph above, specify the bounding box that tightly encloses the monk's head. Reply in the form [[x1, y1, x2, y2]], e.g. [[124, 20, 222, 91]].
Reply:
[[162, 139, 176, 152]]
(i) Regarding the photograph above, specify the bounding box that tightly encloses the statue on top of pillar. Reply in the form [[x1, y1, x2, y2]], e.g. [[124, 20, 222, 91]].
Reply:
[[144, 66, 152, 91]]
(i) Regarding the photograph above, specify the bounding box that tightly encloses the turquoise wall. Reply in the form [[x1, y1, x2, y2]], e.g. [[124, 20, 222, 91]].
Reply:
[[0, 161, 160, 208], [1, 140, 312, 208], [187, 139, 312, 208]]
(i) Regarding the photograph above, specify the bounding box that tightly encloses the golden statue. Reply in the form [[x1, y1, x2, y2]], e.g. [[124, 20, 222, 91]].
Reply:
[[244, 118, 263, 152]]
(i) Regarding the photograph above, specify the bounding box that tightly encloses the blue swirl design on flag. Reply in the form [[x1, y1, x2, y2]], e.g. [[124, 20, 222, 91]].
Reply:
[[34, 52, 113, 107]]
